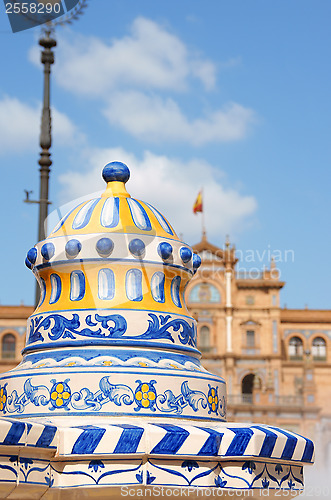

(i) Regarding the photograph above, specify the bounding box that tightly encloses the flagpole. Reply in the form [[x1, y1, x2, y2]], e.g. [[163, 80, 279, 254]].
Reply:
[[201, 186, 205, 238]]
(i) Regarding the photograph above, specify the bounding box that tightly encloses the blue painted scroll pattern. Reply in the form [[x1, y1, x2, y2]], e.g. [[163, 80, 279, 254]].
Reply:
[[0, 378, 223, 419], [27, 312, 196, 347]]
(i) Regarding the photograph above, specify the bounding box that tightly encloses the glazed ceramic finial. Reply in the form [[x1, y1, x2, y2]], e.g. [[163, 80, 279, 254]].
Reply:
[[0, 161, 313, 497]]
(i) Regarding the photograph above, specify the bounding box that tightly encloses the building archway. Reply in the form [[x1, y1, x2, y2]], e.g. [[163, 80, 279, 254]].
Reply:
[[1, 333, 16, 360], [242, 373, 255, 395]]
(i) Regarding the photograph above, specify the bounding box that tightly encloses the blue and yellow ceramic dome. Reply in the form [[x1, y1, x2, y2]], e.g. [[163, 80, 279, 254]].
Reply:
[[24, 162, 201, 354], [0, 162, 226, 420]]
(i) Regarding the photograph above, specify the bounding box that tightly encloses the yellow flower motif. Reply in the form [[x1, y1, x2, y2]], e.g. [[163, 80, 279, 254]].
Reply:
[[138, 362, 148, 367], [208, 388, 218, 412], [65, 362, 76, 366], [103, 361, 112, 366], [169, 364, 180, 369], [36, 363, 47, 369], [50, 383, 71, 408], [0, 388, 6, 411], [135, 383, 156, 408]]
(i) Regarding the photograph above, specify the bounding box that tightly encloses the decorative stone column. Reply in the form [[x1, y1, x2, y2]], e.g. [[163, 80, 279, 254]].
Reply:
[[0, 162, 313, 498]]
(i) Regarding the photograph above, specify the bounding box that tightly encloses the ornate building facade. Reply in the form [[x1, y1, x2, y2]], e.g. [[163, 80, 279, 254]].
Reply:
[[187, 234, 331, 468]]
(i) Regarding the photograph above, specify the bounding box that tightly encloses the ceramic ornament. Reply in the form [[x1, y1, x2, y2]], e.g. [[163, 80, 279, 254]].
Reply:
[[0, 162, 313, 498]]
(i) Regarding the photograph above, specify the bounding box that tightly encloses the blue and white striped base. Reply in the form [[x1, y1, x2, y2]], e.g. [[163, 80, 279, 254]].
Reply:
[[0, 418, 313, 464]]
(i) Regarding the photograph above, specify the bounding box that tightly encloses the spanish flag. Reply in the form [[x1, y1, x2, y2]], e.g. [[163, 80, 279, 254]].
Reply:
[[193, 191, 203, 214]]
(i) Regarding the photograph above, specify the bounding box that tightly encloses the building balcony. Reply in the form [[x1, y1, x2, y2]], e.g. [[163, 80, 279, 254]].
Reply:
[[227, 394, 304, 407]]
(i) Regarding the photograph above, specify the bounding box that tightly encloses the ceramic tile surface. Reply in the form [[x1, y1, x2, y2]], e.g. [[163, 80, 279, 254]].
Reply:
[[0, 162, 313, 497]]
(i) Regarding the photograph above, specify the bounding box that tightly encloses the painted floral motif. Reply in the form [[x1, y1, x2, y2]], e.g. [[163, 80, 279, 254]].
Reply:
[[242, 461, 256, 474], [0, 457, 305, 491], [262, 477, 270, 488], [28, 313, 126, 343], [207, 385, 219, 414], [88, 460, 105, 473], [146, 471, 156, 484], [215, 476, 227, 488], [136, 470, 143, 484], [288, 479, 295, 489], [181, 460, 199, 472], [141, 314, 196, 346], [275, 464, 283, 475], [146, 460, 303, 490], [50, 380, 71, 409], [134, 380, 157, 411], [135, 470, 156, 484], [27, 312, 196, 347], [0, 385, 7, 412], [3, 375, 223, 419]]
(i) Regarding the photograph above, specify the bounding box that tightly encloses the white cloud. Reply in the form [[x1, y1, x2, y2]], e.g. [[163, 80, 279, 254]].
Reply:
[[29, 17, 216, 96], [104, 91, 256, 145], [0, 95, 83, 154], [57, 147, 257, 243], [28, 17, 256, 147]]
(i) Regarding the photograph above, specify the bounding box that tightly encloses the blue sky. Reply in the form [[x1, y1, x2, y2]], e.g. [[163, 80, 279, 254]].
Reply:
[[0, 0, 331, 308]]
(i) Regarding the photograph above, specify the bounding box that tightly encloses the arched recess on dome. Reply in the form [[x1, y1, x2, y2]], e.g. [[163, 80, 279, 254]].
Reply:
[[1, 332, 17, 360], [187, 281, 221, 304]]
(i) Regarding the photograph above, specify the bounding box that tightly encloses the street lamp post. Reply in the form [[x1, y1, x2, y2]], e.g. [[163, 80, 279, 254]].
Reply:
[[25, 29, 56, 306], [24, 1, 88, 306], [38, 31, 56, 243]]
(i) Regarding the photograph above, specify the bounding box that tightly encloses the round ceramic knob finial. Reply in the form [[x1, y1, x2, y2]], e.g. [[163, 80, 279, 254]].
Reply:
[[102, 161, 130, 184]]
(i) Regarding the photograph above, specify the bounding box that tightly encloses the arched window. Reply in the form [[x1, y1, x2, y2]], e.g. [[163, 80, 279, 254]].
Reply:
[[188, 283, 221, 303], [198, 326, 211, 352], [289, 336, 303, 360], [312, 337, 326, 360], [2, 334, 16, 359]]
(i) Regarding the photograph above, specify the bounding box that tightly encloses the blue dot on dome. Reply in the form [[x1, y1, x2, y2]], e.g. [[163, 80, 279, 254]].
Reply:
[[27, 247, 37, 265], [41, 242, 55, 261], [25, 257, 33, 270], [193, 253, 202, 272], [158, 242, 173, 260], [180, 247, 192, 264], [96, 237, 114, 257], [129, 238, 145, 257], [65, 239, 82, 258], [102, 162, 130, 183]]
